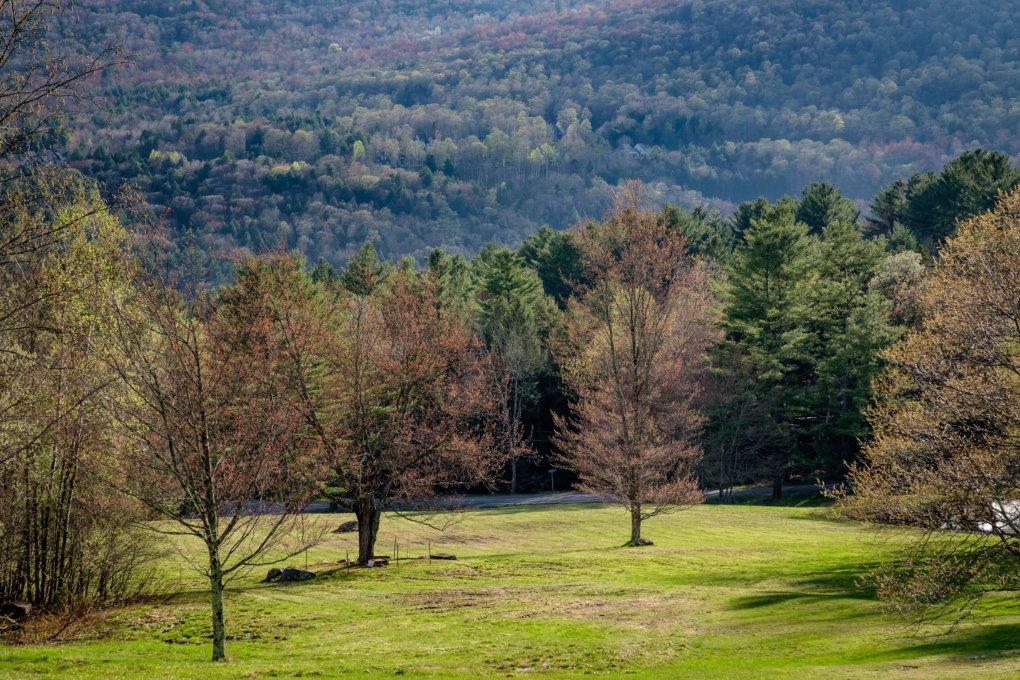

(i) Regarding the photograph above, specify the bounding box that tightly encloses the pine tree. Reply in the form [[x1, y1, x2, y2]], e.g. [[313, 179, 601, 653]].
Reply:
[[800, 221, 898, 476], [718, 200, 814, 496], [475, 246, 552, 492], [796, 182, 860, 234]]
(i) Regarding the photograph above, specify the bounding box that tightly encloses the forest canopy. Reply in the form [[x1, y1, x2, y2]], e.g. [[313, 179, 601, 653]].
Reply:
[[59, 0, 1020, 270]]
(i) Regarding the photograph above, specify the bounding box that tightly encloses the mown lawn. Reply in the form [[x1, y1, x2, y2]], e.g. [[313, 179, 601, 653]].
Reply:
[[3, 501, 1020, 679]]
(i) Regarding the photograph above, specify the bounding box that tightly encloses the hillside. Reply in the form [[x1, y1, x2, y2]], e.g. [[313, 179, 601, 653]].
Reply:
[[65, 0, 1020, 264]]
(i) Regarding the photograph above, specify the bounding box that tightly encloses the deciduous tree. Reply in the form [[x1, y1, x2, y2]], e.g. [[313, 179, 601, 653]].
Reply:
[[290, 248, 503, 564], [555, 185, 714, 545], [0, 184, 153, 613], [839, 187, 1020, 621], [104, 268, 328, 661]]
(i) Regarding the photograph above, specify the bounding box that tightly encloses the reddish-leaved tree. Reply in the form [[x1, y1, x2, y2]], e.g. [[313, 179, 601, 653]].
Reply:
[[555, 186, 715, 545], [277, 248, 504, 564]]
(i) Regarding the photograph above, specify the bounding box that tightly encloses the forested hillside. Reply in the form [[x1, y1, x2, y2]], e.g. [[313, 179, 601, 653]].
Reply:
[[65, 0, 1020, 266]]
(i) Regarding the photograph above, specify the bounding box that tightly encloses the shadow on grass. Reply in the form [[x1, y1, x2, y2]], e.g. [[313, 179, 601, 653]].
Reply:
[[705, 492, 834, 508], [728, 562, 880, 610], [861, 622, 1020, 663], [460, 503, 610, 517]]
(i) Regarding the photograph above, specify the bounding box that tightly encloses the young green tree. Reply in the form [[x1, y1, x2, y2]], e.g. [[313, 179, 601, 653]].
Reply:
[[0, 183, 154, 611]]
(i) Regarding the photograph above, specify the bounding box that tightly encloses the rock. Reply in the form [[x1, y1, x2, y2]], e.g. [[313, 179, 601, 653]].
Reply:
[[430, 552, 457, 560], [281, 568, 315, 581], [265, 567, 315, 582], [630, 537, 654, 546], [0, 602, 31, 620], [367, 557, 389, 567], [334, 520, 358, 533]]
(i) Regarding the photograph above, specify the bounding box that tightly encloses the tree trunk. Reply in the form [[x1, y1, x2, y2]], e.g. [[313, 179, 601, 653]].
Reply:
[[772, 473, 783, 500], [354, 497, 382, 564], [510, 455, 517, 495], [208, 550, 226, 662], [629, 505, 642, 545]]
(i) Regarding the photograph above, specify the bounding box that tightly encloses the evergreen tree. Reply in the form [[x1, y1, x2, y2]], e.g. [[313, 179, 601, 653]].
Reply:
[[427, 248, 479, 321], [866, 178, 907, 236], [518, 226, 584, 307], [801, 222, 898, 475], [661, 204, 736, 263], [341, 242, 387, 295], [795, 182, 860, 234], [718, 201, 814, 496], [731, 196, 772, 241], [310, 256, 338, 284], [901, 149, 1020, 247], [475, 246, 552, 492]]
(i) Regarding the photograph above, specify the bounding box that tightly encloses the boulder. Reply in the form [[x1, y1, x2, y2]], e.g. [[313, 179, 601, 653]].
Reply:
[[281, 567, 315, 581], [0, 602, 31, 620], [334, 520, 358, 533], [430, 552, 457, 560], [265, 567, 315, 582], [630, 537, 654, 546]]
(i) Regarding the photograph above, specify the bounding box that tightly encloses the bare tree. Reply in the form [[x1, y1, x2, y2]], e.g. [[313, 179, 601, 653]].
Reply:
[[555, 184, 716, 545], [0, 1, 120, 181], [103, 276, 329, 662]]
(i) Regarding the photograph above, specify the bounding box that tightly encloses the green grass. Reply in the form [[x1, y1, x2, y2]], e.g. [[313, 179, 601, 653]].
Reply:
[[4, 503, 1020, 679]]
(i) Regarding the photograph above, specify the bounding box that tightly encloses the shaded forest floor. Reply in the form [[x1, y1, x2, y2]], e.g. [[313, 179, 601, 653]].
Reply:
[[3, 503, 1020, 678]]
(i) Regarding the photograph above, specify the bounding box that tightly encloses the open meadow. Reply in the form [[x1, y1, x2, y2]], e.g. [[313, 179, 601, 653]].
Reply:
[[3, 500, 1020, 679]]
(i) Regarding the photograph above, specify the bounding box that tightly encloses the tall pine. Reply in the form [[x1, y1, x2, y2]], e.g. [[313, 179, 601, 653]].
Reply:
[[718, 200, 814, 496], [801, 221, 898, 476]]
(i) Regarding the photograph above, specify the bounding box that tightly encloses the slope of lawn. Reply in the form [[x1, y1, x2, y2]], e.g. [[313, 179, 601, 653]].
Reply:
[[3, 501, 1020, 679]]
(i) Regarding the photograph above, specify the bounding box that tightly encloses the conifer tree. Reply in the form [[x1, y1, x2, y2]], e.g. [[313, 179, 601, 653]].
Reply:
[[801, 221, 898, 475], [718, 200, 814, 496], [475, 246, 552, 492]]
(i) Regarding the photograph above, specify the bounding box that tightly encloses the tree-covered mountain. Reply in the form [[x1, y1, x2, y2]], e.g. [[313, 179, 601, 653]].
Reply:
[[65, 0, 1020, 266]]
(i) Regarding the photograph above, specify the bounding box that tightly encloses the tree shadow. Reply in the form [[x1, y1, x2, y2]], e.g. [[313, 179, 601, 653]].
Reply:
[[728, 563, 880, 610], [861, 622, 1020, 663], [705, 492, 834, 508]]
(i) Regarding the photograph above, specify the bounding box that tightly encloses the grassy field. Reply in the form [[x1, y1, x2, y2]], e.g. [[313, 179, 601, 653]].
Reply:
[[3, 500, 1020, 679]]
